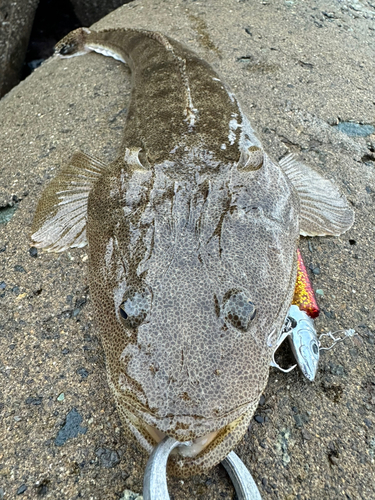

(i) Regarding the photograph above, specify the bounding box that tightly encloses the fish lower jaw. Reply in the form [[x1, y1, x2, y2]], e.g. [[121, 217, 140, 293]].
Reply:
[[144, 423, 219, 458]]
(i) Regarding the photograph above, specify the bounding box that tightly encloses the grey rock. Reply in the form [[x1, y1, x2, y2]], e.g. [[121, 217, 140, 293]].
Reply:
[[0, 0, 39, 97], [16, 484, 27, 495], [95, 447, 120, 468], [336, 122, 375, 137], [70, 0, 134, 25], [55, 408, 87, 446]]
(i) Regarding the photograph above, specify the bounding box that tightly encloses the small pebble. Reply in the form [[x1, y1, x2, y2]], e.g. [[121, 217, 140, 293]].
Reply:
[[77, 367, 89, 379], [95, 447, 120, 468], [301, 428, 312, 440], [316, 289, 324, 296], [25, 396, 42, 405], [57, 393, 65, 402], [120, 490, 143, 500], [29, 246, 38, 258], [254, 415, 264, 423], [16, 484, 27, 495], [329, 454, 339, 465], [14, 265, 25, 273], [293, 414, 303, 428]]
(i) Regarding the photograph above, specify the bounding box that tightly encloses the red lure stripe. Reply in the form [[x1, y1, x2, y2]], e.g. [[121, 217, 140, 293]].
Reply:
[[292, 248, 320, 318]]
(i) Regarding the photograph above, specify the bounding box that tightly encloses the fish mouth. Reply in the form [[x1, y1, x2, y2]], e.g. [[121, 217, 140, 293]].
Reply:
[[144, 423, 220, 458], [123, 399, 260, 477]]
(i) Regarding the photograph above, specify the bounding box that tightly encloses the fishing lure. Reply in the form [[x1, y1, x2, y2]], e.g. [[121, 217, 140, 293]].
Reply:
[[292, 248, 320, 318], [271, 249, 320, 380]]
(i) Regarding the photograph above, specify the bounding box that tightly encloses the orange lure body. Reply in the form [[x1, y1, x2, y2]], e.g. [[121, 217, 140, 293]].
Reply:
[[292, 249, 320, 318]]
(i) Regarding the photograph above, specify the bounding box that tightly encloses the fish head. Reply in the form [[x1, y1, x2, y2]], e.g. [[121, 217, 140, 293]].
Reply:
[[287, 305, 320, 381], [86, 148, 300, 474]]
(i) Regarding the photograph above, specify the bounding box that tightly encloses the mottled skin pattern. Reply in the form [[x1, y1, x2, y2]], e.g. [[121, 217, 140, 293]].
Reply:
[[34, 29, 302, 476], [82, 29, 299, 476]]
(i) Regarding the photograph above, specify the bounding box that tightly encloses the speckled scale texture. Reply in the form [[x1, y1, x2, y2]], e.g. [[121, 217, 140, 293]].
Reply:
[[30, 25, 356, 479], [80, 28, 301, 476]]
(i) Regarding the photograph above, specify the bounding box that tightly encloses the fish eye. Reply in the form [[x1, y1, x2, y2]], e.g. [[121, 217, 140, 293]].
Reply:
[[238, 146, 264, 172], [287, 316, 297, 329], [119, 287, 152, 328], [312, 341, 319, 355], [222, 290, 256, 331]]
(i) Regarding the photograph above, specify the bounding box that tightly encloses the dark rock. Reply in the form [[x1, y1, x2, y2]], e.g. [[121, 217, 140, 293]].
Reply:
[[55, 408, 87, 446], [364, 418, 372, 428], [323, 309, 335, 319], [62, 348, 70, 355], [14, 265, 25, 273], [95, 447, 120, 468], [0, 0, 39, 97], [293, 414, 303, 428], [76, 368, 89, 379], [29, 246, 38, 258], [0, 282, 6, 290], [0, 205, 18, 225], [329, 363, 345, 377], [16, 484, 27, 495], [259, 394, 266, 406], [21, 0, 81, 86], [254, 415, 264, 423], [25, 396, 42, 405], [72, 308, 81, 318], [70, 0, 133, 25]]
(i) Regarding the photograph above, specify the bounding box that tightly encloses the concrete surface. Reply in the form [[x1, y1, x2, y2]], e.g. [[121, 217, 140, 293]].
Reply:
[[0, 0, 374, 499]]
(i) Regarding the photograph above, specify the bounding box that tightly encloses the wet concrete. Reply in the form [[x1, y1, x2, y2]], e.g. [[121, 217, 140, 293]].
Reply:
[[0, 0, 374, 499]]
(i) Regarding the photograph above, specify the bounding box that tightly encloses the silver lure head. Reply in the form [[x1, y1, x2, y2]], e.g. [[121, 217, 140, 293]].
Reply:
[[287, 305, 320, 381]]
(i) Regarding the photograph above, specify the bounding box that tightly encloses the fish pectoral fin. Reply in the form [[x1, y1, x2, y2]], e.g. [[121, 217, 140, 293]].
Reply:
[[279, 154, 354, 237], [31, 151, 107, 252]]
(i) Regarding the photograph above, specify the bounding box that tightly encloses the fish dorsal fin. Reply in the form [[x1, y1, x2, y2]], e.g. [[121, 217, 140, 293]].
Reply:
[[279, 154, 354, 237], [31, 152, 106, 252]]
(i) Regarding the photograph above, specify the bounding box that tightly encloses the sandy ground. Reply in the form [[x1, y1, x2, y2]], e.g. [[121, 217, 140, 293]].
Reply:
[[1, 0, 375, 498]]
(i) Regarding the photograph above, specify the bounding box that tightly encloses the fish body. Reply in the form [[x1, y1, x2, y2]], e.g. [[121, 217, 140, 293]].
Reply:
[[31, 28, 354, 476]]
